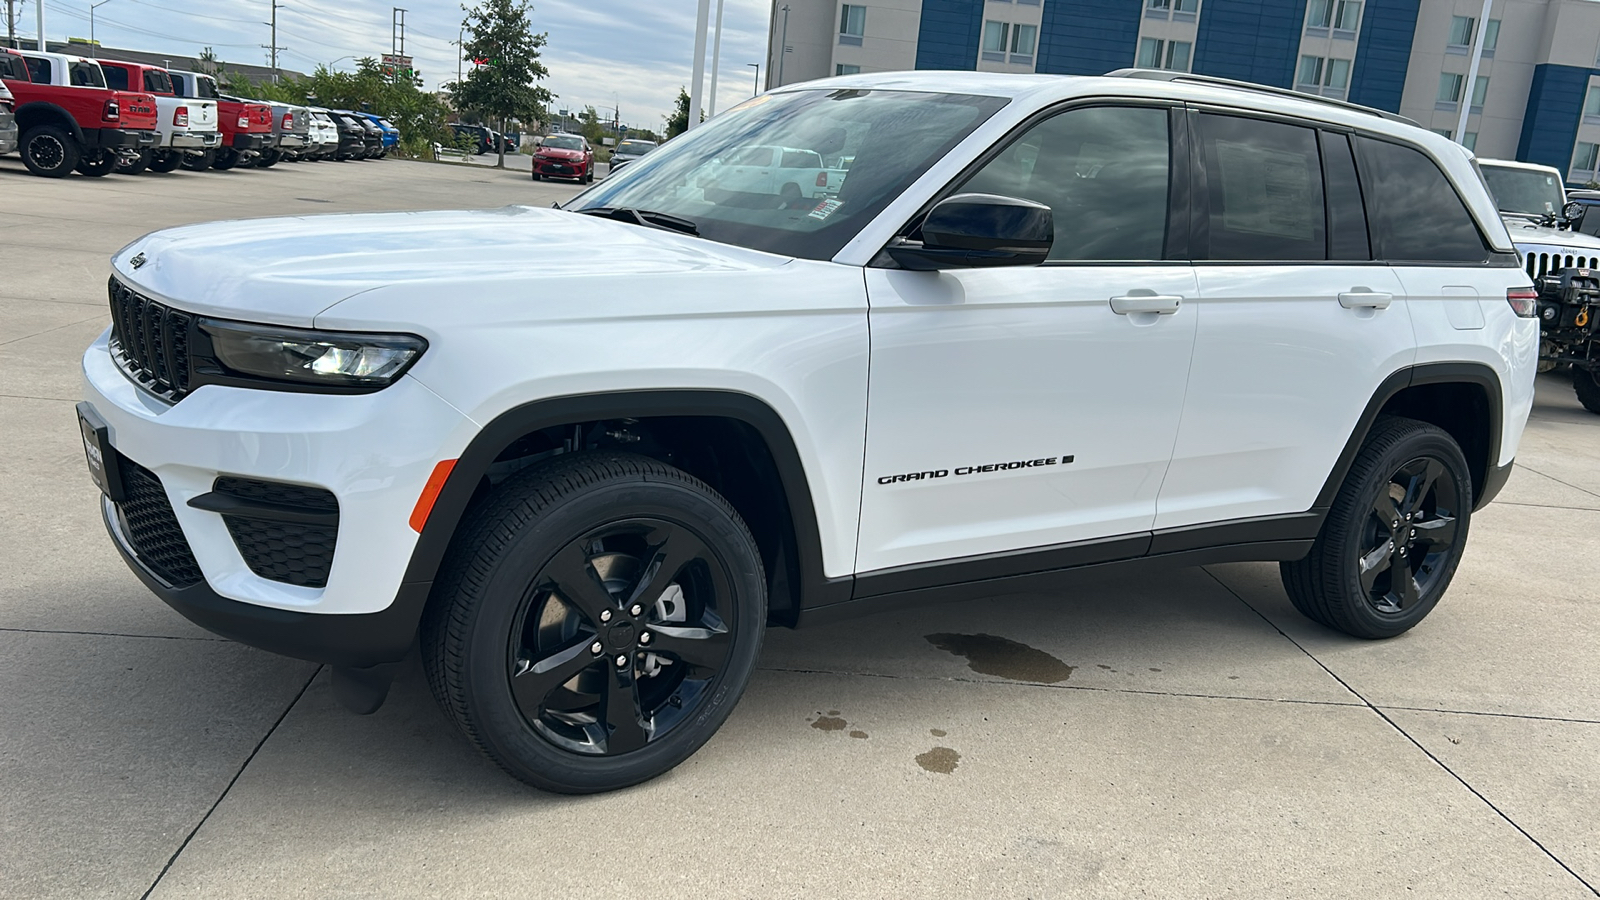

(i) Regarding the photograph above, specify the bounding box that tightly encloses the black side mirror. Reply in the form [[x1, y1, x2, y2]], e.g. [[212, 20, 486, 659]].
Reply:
[[886, 193, 1053, 271], [1564, 201, 1587, 226]]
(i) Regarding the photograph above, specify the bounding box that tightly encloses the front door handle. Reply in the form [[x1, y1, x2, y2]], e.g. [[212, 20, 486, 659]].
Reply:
[[1338, 289, 1394, 310], [1110, 294, 1183, 315]]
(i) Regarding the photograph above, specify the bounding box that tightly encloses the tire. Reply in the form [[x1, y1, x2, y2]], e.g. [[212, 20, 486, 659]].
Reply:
[[421, 451, 766, 794], [1574, 366, 1600, 414], [148, 150, 184, 173], [1280, 416, 1472, 639], [19, 124, 79, 178], [211, 148, 240, 170], [117, 150, 151, 176], [76, 150, 117, 177], [181, 149, 214, 171], [779, 182, 802, 207], [256, 149, 281, 168]]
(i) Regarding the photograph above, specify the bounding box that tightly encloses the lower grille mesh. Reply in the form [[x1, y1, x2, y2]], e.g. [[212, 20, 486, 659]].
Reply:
[[214, 478, 339, 588], [117, 459, 203, 588]]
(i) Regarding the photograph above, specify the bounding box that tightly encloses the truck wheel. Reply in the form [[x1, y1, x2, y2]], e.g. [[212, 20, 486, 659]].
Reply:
[[256, 149, 281, 168], [421, 451, 766, 794], [20, 125, 80, 178], [181, 150, 214, 171], [117, 150, 151, 176], [1280, 417, 1471, 639], [76, 150, 117, 177], [1574, 367, 1600, 414], [211, 148, 240, 170], [779, 182, 802, 208], [148, 150, 184, 174]]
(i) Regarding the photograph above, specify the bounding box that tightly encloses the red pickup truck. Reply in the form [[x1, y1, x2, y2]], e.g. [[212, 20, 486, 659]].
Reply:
[[97, 59, 220, 174], [168, 70, 273, 169], [2, 48, 158, 178]]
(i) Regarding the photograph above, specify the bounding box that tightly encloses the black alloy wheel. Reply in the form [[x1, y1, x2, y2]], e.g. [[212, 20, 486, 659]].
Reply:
[[149, 150, 185, 173], [76, 150, 117, 177], [423, 452, 765, 793], [211, 148, 240, 170], [1281, 416, 1472, 639], [20, 125, 78, 177], [180, 149, 214, 171]]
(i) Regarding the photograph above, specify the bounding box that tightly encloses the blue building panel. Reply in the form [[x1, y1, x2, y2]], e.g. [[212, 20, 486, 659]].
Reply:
[[1192, 0, 1306, 88], [1035, 0, 1141, 76], [1518, 64, 1598, 177], [915, 0, 984, 71], [1347, 0, 1419, 112]]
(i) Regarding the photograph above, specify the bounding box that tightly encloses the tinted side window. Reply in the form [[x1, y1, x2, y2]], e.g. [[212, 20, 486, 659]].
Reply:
[[0, 54, 24, 80], [1196, 113, 1326, 261], [960, 105, 1170, 261], [1320, 131, 1371, 260], [145, 71, 173, 94], [102, 66, 128, 91], [69, 62, 104, 87], [25, 57, 49, 83], [1355, 136, 1489, 262]]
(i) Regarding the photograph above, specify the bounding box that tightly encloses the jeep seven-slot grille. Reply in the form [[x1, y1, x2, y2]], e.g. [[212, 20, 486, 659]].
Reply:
[[107, 278, 193, 401], [117, 457, 203, 588], [1524, 251, 1600, 280], [213, 477, 340, 588]]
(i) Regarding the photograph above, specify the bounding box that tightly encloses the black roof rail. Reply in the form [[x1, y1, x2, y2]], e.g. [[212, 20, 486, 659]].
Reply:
[[1106, 68, 1419, 126]]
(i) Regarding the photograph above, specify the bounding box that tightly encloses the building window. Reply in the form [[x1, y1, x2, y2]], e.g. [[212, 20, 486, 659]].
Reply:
[[1431, 128, 1453, 139], [1333, 1, 1360, 31], [1448, 16, 1474, 49], [1438, 72, 1463, 104], [839, 4, 865, 39], [836, 64, 860, 76], [1306, 0, 1331, 27], [1297, 56, 1350, 94], [1584, 85, 1600, 119], [1139, 38, 1191, 71], [1463, 131, 1478, 152], [983, 20, 1009, 60], [1010, 23, 1037, 58], [1306, 1, 1357, 32], [1471, 75, 1489, 108], [1483, 19, 1500, 52], [1574, 142, 1600, 178]]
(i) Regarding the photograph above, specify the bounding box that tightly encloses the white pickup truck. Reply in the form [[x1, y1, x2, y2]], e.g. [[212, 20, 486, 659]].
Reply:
[[705, 144, 847, 205], [96, 59, 220, 174]]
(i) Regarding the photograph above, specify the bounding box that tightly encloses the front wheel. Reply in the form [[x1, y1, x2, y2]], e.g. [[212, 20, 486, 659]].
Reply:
[[1574, 366, 1600, 414], [422, 452, 766, 794], [1281, 417, 1472, 639]]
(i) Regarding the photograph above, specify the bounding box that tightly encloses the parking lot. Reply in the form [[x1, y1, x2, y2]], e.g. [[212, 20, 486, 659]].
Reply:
[[2, 155, 1598, 899]]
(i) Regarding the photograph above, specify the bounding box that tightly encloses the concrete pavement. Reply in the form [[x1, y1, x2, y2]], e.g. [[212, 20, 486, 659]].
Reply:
[[1, 155, 1596, 899]]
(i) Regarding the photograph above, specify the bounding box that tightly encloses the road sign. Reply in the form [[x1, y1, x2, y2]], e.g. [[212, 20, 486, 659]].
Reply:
[[381, 53, 412, 68]]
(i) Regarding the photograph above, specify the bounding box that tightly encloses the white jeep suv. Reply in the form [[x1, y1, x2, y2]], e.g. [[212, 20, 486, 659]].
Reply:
[[79, 70, 1537, 793]]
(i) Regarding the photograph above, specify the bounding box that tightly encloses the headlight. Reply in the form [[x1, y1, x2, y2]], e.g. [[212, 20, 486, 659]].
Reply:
[[198, 318, 427, 389]]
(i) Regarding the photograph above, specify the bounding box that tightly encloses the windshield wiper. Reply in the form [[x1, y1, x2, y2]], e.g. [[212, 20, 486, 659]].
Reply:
[[574, 207, 699, 237]]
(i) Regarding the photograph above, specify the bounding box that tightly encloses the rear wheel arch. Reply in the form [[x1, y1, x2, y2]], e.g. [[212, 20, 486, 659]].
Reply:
[[14, 102, 84, 144], [1316, 363, 1503, 512], [405, 390, 846, 629]]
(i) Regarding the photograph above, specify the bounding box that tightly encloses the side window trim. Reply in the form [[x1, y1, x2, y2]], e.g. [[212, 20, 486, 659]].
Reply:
[[1319, 129, 1374, 261]]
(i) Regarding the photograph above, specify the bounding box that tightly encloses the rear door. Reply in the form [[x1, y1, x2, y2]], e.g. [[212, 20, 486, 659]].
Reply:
[[1154, 112, 1413, 535]]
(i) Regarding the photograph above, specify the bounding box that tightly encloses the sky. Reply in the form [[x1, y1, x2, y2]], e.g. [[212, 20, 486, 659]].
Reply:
[[9, 0, 774, 131]]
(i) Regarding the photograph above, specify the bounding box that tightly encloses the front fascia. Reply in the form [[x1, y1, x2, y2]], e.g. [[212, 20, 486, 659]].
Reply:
[[315, 258, 872, 582]]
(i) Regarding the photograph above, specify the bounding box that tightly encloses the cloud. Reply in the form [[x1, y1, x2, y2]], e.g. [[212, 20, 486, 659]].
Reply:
[[31, 0, 775, 125]]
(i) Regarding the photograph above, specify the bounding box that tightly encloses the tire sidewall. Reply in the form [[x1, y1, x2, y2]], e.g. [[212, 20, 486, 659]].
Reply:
[[1330, 427, 1473, 637], [458, 476, 766, 791], [21, 126, 78, 178]]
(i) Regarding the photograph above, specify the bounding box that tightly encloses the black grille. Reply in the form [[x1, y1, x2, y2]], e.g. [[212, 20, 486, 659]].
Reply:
[[117, 459, 203, 588], [107, 278, 193, 401], [214, 478, 339, 588]]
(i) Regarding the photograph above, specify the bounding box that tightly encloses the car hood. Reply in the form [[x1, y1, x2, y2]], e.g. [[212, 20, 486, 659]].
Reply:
[[1501, 216, 1600, 251], [109, 206, 788, 327], [538, 147, 584, 159]]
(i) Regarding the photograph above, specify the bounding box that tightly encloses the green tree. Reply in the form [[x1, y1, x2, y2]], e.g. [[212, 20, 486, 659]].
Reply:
[[449, 0, 553, 168], [578, 105, 604, 145], [665, 87, 690, 138], [198, 47, 220, 76], [220, 58, 453, 159]]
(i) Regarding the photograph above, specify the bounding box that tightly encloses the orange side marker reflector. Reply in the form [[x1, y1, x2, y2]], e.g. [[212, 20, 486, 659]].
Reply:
[[410, 459, 458, 533]]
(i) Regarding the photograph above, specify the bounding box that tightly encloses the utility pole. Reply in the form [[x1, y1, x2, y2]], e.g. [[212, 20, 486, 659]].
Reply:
[[90, 0, 116, 57], [6, 0, 16, 49], [1455, 0, 1493, 147], [687, 0, 709, 130], [262, 0, 285, 83], [36, 0, 45, 51], [748, 62, 759, 96], [707, 0, 725, 116], [777, 5, 790, 88]]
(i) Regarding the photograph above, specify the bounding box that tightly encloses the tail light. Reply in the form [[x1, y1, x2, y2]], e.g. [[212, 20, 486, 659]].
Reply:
[[283, 112, 294, 130], [102, 98, 120, 122], [237, 115, 249, 129], [174, 106, 189, 127], [1507, 286, 1539, 318], [816, 172, 829, 187]]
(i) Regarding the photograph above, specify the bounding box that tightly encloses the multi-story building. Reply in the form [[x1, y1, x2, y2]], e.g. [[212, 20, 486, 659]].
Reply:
[[765, 0, 1600, 183]]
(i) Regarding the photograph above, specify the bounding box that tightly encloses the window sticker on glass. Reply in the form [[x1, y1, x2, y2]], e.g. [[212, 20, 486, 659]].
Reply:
[[1213, 139, 1317, 240], [808, 198, 845, 220]]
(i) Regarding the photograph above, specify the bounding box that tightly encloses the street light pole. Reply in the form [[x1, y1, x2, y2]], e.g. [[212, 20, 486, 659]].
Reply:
[[35, 0, 43, 51], [747, 62, 759, 96], [707, 0, 725, 116], [777, 5, 790, 87], [687, 0, 710, 131], [89, 0, 116, 57]]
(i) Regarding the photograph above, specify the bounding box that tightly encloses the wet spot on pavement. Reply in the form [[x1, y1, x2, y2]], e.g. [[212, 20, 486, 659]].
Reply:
[[849, 730, 868, 739], [926, 633, 1075, 683], [930, 728, 947, 738], [811, 715, 847, 732], [916, 747, 960, 774]]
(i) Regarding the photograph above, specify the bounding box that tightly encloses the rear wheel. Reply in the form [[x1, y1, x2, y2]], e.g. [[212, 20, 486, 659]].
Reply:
[[1281, 417, 1471, 639], [76, 150, 117, 177], [422, 452, 766, 794], [212, 148, 240, 170], [19, 125, 79, 177], [1574, 366, 1600, 414], [117, 150, 151, 176], [256, 148, 281, 168], [181, 149, 214, 171], [148, 150, 184, 173]]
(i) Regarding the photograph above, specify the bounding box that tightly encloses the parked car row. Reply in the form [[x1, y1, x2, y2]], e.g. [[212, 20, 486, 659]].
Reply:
[[448, 122, 515, 155], [1, 48, 399, 178]]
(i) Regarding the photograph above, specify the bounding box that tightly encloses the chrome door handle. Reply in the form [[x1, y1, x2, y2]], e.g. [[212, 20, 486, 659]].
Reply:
[[1338, 290, 1394, 309], [1110, 294, 1183, 315]]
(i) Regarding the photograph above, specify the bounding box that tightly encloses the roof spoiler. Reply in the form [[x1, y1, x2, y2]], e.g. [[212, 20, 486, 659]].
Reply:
[[1107, 68, 1419, 127]]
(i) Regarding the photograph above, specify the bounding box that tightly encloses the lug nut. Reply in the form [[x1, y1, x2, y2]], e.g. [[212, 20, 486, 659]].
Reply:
[[615, 654, 628, 668], [630, 604, 643, 616], [599, 610, 613, 623], [590, 641, 603, 655], [639, 631, 652, 645]]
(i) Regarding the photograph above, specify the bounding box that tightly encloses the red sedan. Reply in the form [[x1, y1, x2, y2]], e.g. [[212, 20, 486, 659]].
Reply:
[[532, 133, 594, 183]]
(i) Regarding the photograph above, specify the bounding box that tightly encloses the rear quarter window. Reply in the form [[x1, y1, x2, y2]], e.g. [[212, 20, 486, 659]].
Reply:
[[145, 71, 173, 94], [1355, 136, 1490, 263], [24, 57, 49, 84], [102, 66, 129, 91], [0, 54, 25, 80]]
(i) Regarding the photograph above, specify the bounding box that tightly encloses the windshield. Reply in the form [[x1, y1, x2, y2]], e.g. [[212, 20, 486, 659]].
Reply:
[[543, 135, 585, 150], [1480, 164, 1565, 217], [617, 140, 657, 155], [567, 88, 1008, 260]]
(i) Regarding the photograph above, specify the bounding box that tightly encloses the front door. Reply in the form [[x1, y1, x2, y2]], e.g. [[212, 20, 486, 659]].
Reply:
[[855, 104, 1198, 575]]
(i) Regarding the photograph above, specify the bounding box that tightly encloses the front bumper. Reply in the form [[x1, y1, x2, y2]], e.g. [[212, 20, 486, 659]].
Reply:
[[81, 326, 477, 634], [170, 130, 222, 149], [228, 132, 273, 151], [534, 158, 586, 178]]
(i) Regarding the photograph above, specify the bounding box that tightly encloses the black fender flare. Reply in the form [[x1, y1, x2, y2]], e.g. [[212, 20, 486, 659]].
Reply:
[[400, 389, 850, 610], [13, 101, 86, 145], [1314, 361, 1504, 512]]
